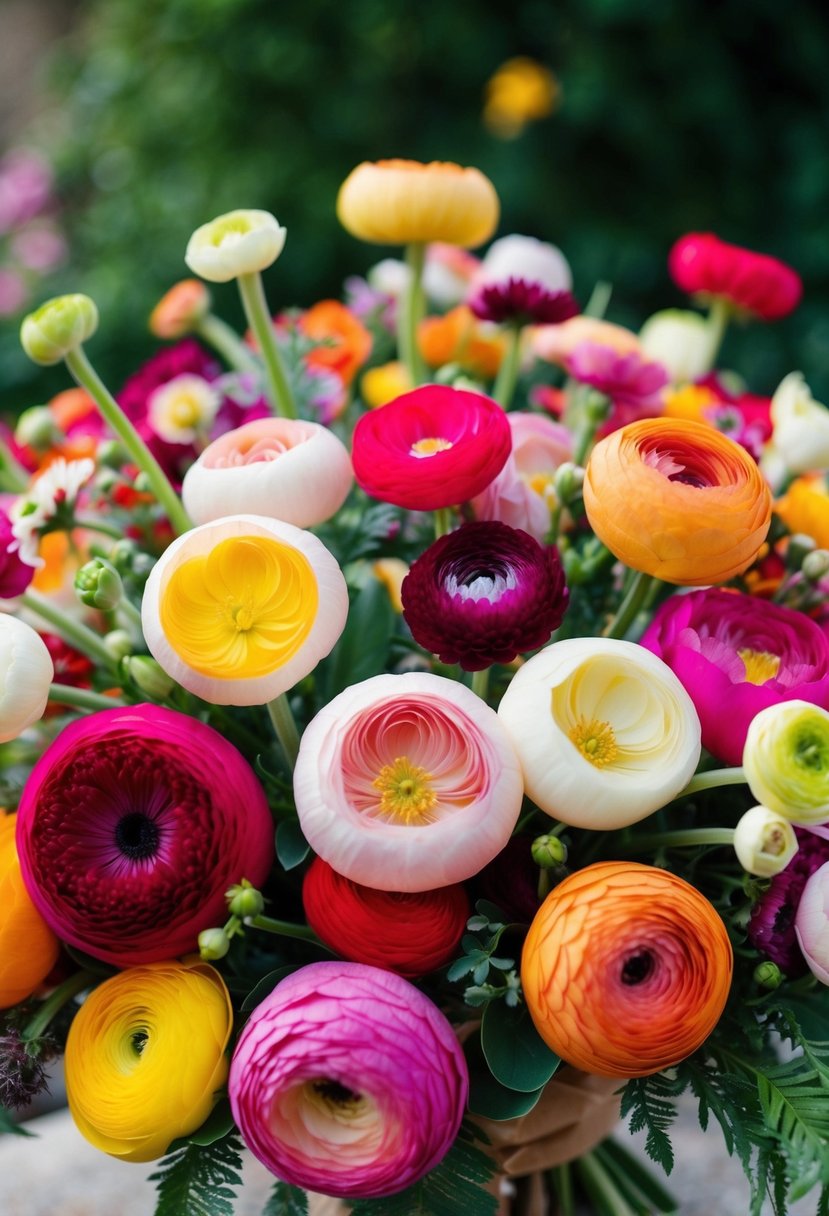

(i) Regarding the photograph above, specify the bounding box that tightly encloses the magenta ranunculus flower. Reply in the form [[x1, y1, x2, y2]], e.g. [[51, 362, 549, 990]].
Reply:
[[565, 340, 669, 429], [468, 278, 579, 327], [0, 507, 36, 597], [401, 521, 568, 670], [640, 588, 829, 766], [228, 961, 468, 1198], [15, 704, 274, 966], [351, 385, 512, 511], [749, 828, 829, 974]]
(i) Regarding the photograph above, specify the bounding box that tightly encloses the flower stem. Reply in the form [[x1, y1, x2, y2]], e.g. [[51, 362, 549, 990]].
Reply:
[[550, 1164, 576, 1216], [583, 279, 613, 320], [471, 667, 490, 702], [492, 323, 522, 408], [434, 506, 453, 539], [64, 346, 192, 535], [618, 827, 735, 854], [196, 312, 259, 375], [705, 296, 732, 369], [48, 683, 127, 711], [576, 1151, 639, 1216], [73, 514, 128, 540], [267, 693, 301, 769], [236, 271, 298, 418], [22, 970, 95, 1042], [247, 914, 326, 946], [399, 242, 427, 387], [678, 766, 747, 797], [115, 595, 144, 636], [603, 570, 656, 639], [0, 436, 29, 493], [21, 589, 115, 667]]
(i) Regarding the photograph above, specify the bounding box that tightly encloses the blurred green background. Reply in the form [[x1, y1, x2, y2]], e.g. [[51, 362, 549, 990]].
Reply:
[[2, 0, 828, 412]]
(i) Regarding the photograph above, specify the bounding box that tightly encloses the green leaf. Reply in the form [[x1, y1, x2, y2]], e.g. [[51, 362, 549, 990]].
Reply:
[[620, 1075, 679, 1175], [595, 1139, 679, 1213], [185, 1099, 236, 1147], [262, 1181, 309, 1215], [317, 578, 395, 702], [241, 966, 299, 1013], [149, 1131, 244, 1216], [480, 1000, 560, 1093], [275, 820, 310, 871], [467, 1064, 544, 1121], [0, 1106, 35, 1137]]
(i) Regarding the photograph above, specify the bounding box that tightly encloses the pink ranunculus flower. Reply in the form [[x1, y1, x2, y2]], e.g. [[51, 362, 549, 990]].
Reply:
[[15, 704, 274, 966], [229, 961, 468, 1198], [471, 411, 572, 541], [294, 672, 523, 891], [565, 341, 670, 430], [795, 861, 829, 985], [640, 589, 829, 766], [668, 232, 802, 322]]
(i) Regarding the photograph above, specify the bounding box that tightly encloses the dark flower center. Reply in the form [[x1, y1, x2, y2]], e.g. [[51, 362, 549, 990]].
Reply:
[[114, 812, 161, 861], [621, 949, 654, 985], [313, 1078, 360, 1105]]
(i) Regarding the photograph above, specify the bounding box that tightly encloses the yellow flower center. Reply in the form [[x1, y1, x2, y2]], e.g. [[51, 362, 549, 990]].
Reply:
[[568, 715, 619, 768], [306, 1079, 368, 1122], [526, 471, 558, 508], [210, 215, 252, 244], [159, 535, 318, 680], [738, 648, 781, 685], [169, 392, 202, 428], [410, 437, 454, 458], [372, 755, 438, 824]]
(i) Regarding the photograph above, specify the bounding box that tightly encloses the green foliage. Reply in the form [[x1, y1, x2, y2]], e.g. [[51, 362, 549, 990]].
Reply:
[[275, 820, 311, 871], [315, 572, 396, 703], [149, 1131, 244, 1216], [620, 1074, 680, 1175], [262, 1182, 309, 1216], [446, 903, 521, 1009], [480, 999, 560, 1092], [0, 1106, 34, 1137]]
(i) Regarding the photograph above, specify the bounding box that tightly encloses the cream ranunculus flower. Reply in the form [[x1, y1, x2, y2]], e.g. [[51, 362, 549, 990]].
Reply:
[[185, 209, 287, 283], [638, 309, 713, 385], [497, 637, 701, 829], [762, 372, 829, 480], [743, 700, 829, 824], [0, 614, 54, 742], [732, 805, 799, 877]]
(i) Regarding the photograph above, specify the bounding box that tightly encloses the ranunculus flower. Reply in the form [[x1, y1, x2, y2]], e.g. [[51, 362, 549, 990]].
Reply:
[[294, 672, 523, 892], [470, 411, 573, 541], [0, 813, 59, 1008], [0, 507, 36, 598], [65, 960, 232, 1161], [302, 857, 469, 977], [300, 300, 373, 387], [0, 614, 53, 742], [20, 293, 98, 365], [668, 232, 802, 321], [775, 474, 829, 551], [15, 704, 274, 965], [147, 373, 220, 445], [748, 828, 829, 973], [583, 417, 772, 585], [522, 862, 733, 1077], [417, 306, 505, 378], [498, 638, 701, 830], [351, 385, 512, 512], [638, 309, 714, 385], [229, 961, 468, 1197], [565, 341, 669, 429], [401, 521, 568, 670], [640, 588, 829, 766], [149, 279, 211, 339], [533, 316, 643, 365], [795, 861, 829, 984], [483, 57, 559, 137], [762, 371, 829, 481], [337, 160, 499, 248], [181, 418, 353, 528], [743, 701, 829, 824], [185, 209, 286, 282], [663, 375, 773, 462], [733, 805, 799, 877], [468, 236, 576, 327], [141, 514, 348, 705]]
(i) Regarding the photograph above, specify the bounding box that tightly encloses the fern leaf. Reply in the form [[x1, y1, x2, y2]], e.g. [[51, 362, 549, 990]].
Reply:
[[620, 1075, 678, 1174], [149, 1132, 244, 1216], [262, 1181, 309, 1215]]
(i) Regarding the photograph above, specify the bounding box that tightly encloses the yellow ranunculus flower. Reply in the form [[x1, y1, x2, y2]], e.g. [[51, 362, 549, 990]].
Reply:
[[483, 58, 560, 139], [361, 361, 412, 409], [65, 960, 233, 1162]]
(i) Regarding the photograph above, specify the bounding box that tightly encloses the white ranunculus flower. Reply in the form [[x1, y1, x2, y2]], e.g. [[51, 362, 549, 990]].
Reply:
[[0, 614, 54, 741], [732, 805, 798, 877], [474, 234, 572, 294], [743, 700, 829, 823], [762, 372, 829, 479], [185, 210, 286, 283], [497, 637, 701, 829], [638, 309, 713, 384]]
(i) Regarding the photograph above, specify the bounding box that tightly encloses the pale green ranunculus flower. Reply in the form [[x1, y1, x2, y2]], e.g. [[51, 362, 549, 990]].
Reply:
[[743, 700, 829, 823], [20, 293, 98, 365], [185, 209, 286, 282]]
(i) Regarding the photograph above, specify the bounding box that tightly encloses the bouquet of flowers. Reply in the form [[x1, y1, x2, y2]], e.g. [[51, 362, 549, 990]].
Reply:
[[1, 158, 828, 1216]]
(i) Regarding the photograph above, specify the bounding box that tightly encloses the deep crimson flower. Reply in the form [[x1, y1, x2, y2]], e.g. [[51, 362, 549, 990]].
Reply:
[[15, 704, 274, 966], [468, 279, 579, 326], [401, 521, 568, 670], [41, 633, 94, 688], [351, 385, 511, 511], [748, 828, 829, 974], [668, 233, 802, 321], [302, 857, 469, 977], [0, 507, 35, 597]]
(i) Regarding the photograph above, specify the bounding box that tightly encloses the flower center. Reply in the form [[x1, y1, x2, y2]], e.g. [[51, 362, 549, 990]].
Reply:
[[738, 647, 781, 685], [795, 730, 829, 771], [621, 949, 654, 985], [568, 715, 619, 768], [114, 812, 161, 861], [444, 564, 517, 603], [169, 392, 202, 428], [410, 436, 454, 458], [372, 755, 438, 824]]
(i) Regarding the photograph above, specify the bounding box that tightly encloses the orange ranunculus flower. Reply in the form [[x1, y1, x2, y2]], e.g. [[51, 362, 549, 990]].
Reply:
[[521, 862, 732, 1078], [0, 813, 59, 1008], [775, 475, 829, 551], [301, 300, 372, 387], [48, 387, 98, 434], [418, 306, 505, 379], [583, 417, 772, 585], [337, 160, 499, 249], [149, 279, 211, 340]]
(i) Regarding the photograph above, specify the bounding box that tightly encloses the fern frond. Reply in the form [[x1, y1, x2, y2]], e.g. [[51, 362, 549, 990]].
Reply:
[[262, 1181, 309, 1216], [149, 1132, 244, 1216], [620, 1074, 680, 1175]]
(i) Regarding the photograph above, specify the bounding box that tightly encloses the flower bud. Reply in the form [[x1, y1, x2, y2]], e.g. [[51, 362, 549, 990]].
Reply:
[[753, 960, 784, 990], [75, 559, 123, 611], [14, 406, 60, 451], [103, 629, 133, 662], [198, 927, 231, 960], [20, 294, 98, 365], [226, 881, 265, 920], [185, 210, 286, 283], [121, 655, 175, 700], [149, 279, 211, 339], [733, 805, 798, 877], [553, 461, 584, 506], [96, 440, 127, 470], [531, 833, 568, 868], [638, 309, 712, 384], [802, 549, 829, 583]]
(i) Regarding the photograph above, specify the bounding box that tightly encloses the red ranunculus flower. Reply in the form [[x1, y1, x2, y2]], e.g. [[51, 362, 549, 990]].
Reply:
[[668, 233, 802, 321], [15, 704, 274, 966], [351, 385, 512, 510], [302, 857, 469, 977]]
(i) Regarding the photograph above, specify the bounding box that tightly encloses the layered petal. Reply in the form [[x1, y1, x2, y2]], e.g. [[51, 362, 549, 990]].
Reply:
[[668, 232, 801, 321], [0, 813, 59, 1008], [743, 701, 829, 824]]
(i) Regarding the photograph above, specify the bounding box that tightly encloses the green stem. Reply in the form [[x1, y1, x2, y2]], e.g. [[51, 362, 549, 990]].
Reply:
[[267, 693, 301, 769], [492, 323, 522, 408], [550, 1164, 575, 1216], [705, 296, 732, 369], [434, 506, 453, 539], [64, 346, 191, 536], [236, 272, 298, 418], [23, 970, 95, 1042], [679, 766, 747, 797], [583, 279, 613, 320], [48, 683, 127, 711], [617, 827, 735, 854], [471, 667, 490, 701], [115, 596, 144, 635], [399, 242, 427, 387], [0, 436, 29, 492], [74, 514, 127, 540], [196, 313, 259, 375], [603, 570, 656, 639], [247, 914, 326, 946], [577, 1151, 639, 1216], [21, 589, 115, 667]]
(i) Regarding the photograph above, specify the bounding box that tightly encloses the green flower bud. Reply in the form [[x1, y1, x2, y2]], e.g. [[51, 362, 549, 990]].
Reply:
[[585, 390, 611, 423], [801, 549, 829, 583], [97, 440, 127, 469], [553, 462, 585, 506], [103, 629, 133, 662], [784, 533, 816, 570], [226, 880, 265, 919], [20, 294, 99, 366], [121, 655, 175, 700], [14, 406, 60, 451], [531, 833, 568, 868], [198, 927, 230, 961], [753, 961, 783, 990], [75, 559, 124, 611]]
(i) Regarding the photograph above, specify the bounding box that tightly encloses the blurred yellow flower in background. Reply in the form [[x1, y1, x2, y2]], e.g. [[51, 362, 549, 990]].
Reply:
[[484, 57, 560, 139]]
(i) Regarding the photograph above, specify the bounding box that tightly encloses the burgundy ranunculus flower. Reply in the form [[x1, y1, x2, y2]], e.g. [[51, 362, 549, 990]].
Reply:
[[351, 385, 512, 511], [0, 507, 35, 597], [748, 828, 829, 974], [401, 521, 568, 670], [468, 279, 579, 327], [668, 233, 802, 322], [15, 704, 274, 966]]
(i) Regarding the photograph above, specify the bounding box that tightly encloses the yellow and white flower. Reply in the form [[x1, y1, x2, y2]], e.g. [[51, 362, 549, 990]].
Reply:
[[732, 805, 799, 876], [743, 700, 829, 823], [185, 209, 287, 283], [147, 374, 220, 445]]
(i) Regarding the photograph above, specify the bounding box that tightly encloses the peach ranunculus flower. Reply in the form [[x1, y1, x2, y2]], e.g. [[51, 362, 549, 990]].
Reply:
[[533, 316, 643, 365], [0, 812, 59, 1008], [418, 305, 505, 379], [181, 418, 353, 528], [65, 960, 233, 1161], [149, 279, 211, 340], [337, 160, 499, 249], [521, 862, 733, 1077], [583, 416, 772, 585], [300, 300, 373, 387]]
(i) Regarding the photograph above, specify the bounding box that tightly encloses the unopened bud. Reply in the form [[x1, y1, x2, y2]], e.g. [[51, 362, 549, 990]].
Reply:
[[75, 559, 123, 611], [103, 629, 133, 662], [122, 655, 175, 700], [801, 549, 829, 583], [733, 805, 798, 877], [198, 927, 230, 961], [553, 462, 584, 506], [226, 880, 265, 919], [20, 294, 98, 365], [585, 391, 611, 423], [753, 961, 783, 990], [531, 834, 568, 869], [97, 440, 127, 469], [14, 406, 60, 451]]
